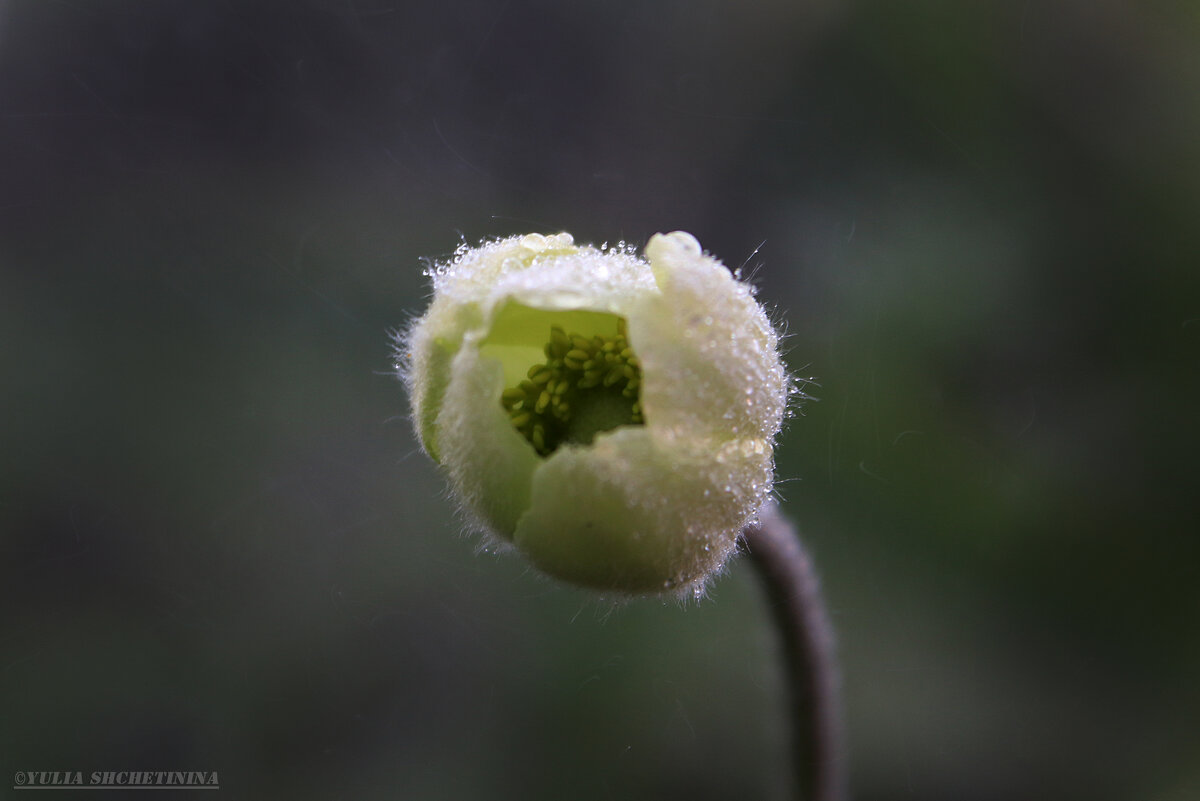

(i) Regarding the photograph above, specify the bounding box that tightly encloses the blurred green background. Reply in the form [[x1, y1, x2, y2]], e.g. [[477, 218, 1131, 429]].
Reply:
[[2, 1, 1198, 799]]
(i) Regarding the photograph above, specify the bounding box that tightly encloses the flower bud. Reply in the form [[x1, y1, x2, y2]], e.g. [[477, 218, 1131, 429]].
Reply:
[[400, 231, 788, 596]]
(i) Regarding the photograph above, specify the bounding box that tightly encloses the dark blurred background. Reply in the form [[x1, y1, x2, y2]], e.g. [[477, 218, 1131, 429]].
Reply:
[[2, 1, 1198, 799]]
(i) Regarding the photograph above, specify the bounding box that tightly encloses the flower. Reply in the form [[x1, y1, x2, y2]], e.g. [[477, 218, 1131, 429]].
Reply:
[[401, 231, 788, 596]]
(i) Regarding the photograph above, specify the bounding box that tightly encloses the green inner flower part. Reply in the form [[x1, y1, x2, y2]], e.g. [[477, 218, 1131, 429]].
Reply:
[[500, 320, 644, 456]]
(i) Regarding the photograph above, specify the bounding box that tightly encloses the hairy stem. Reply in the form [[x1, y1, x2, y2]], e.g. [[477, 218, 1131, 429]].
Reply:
[[741, 504, 846, 801]]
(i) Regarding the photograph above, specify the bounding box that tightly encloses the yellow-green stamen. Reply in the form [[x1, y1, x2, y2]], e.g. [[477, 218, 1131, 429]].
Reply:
[[500, 320, 644, 456]]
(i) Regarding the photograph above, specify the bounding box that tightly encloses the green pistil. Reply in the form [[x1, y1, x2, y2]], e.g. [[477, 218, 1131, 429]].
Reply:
[[500, 321, 644, 456]]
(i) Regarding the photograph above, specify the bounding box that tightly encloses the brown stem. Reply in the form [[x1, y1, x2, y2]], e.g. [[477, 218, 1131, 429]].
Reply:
[[741, 504, 846, 801]]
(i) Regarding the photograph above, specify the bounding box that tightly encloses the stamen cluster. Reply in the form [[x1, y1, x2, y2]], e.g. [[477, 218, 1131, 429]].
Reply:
[[500, 321, 643, 456]]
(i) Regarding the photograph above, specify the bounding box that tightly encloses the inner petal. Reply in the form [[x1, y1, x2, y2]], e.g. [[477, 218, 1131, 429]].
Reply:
[[480, 302, 645, 456]]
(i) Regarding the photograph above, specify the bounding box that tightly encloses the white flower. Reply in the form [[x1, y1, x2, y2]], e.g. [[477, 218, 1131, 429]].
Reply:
[[401, 231, 788, 595]]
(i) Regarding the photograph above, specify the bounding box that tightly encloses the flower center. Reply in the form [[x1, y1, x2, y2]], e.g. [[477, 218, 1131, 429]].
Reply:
[[500, 320, 644, 456]]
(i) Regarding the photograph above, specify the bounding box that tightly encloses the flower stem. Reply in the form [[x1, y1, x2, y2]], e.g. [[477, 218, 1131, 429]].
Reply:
[[741, 504, 846, 801]]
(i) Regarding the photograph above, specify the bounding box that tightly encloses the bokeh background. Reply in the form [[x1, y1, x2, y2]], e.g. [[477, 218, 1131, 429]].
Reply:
[[3, 1, 1198, 799]]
